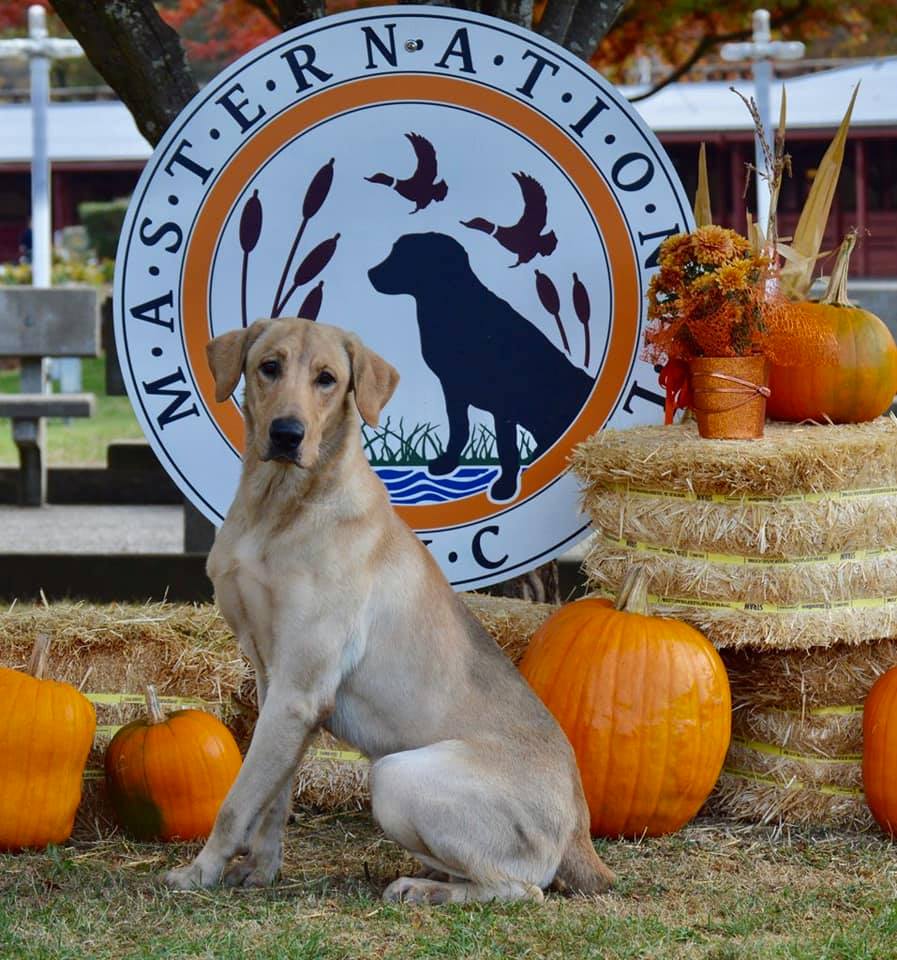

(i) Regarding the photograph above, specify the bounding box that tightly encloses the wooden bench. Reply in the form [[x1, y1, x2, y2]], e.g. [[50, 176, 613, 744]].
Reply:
[[0, 287, 100, 506]]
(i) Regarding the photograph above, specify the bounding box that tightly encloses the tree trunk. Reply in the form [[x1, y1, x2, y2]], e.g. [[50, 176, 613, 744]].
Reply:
[[50, 0, 197, 147]]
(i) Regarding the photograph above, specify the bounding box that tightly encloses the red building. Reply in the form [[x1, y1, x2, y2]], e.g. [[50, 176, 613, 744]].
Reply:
[[0, 57, 895, 275]]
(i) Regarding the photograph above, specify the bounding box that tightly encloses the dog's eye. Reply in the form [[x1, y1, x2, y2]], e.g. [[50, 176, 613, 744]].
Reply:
[[316, 370, 336, 387], [260, 360, 280, 379]]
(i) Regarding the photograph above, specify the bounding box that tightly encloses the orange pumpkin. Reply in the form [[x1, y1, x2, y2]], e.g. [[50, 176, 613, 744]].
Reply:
[[0, 634, 96, 850], [863, 666, 897, 836], [104, 684, 242, 841], [519, 570, 731, 838], [768, 234, 897, 423]]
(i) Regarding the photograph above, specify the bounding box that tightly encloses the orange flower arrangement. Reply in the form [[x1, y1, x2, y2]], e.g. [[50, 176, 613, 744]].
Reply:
[[643, 226, 772, 364], [643, 225, 837, 425]]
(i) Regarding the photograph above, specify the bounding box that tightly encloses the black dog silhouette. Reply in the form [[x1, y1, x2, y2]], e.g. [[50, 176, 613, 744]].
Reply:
[[368, 233, 594, 502]]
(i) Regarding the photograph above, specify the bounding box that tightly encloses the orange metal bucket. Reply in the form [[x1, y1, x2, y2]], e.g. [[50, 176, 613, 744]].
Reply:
[[689, 356, 770, 439]]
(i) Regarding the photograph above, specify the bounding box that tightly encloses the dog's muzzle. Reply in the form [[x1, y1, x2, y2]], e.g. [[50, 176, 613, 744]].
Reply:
[[266, 417, 305, 462]]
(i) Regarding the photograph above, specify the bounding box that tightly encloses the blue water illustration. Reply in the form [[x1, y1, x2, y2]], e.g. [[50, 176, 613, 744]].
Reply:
[[374, 466, 499, 504]]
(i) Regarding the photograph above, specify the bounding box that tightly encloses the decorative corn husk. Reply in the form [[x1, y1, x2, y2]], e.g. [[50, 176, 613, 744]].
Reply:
[[693, 142, 712, 228], [778, 84, 859, 299]]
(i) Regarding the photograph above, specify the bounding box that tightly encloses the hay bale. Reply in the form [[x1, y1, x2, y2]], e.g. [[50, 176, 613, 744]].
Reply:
[[701, 639, 897, 830], [572, 417, 897, 499], [707, 771, 871, 832], [585, 537, 897, 607], [574, 418, 897, 560], [732, 706, 863, 757], [1, 594, 554, 833], [461, 593, 557, 664], [582, 487, 897, 558], [583, 586, 897, 651], [721, 640, 897, 711]]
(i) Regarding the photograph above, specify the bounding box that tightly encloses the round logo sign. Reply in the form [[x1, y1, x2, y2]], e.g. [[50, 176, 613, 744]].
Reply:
[[114, 6, 691, 590]]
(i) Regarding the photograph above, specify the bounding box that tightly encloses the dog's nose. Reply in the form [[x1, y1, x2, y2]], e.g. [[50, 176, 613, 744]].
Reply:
[[269, 417, 305, 452]]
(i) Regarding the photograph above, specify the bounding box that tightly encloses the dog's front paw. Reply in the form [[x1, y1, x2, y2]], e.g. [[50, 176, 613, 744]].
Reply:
[[428, 453, 460, 476], [222, 852, 281, 888], [164, 861, 219, 890]]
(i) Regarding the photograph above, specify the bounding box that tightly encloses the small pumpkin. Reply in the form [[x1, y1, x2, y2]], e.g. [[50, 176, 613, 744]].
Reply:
[[863, 666, 897, 836], [768, 233, 897, 423], [104, 684, 242, 841], [0, 634, 96, 850], [519, 569, 731, 838]]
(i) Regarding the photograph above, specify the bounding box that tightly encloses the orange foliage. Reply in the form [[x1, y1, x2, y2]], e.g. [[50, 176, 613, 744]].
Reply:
[[159, 0, 278, 71]]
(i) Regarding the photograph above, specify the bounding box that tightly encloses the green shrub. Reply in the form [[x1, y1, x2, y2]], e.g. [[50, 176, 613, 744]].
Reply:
[[78, 197, 130, 259]]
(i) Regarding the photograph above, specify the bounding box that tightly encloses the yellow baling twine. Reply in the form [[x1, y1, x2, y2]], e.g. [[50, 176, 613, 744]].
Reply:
[[722, 735, 865, 798], [605, 482, 897, 505], [593, 589, 897, 614], [599, 533, 897, 568]]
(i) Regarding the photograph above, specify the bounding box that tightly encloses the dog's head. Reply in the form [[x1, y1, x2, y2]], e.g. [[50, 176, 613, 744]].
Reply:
[[206, 318, 399, 469], [368, 232, 470, 296]]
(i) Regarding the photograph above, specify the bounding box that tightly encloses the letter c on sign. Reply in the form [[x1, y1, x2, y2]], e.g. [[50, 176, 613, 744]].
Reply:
[[472, 525, 508, 569]]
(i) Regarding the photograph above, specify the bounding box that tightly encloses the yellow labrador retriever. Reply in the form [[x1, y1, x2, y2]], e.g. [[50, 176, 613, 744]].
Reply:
[[164, 317, 613, 903]]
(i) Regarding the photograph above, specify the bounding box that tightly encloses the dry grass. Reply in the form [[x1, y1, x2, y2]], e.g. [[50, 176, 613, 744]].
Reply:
[[3, 815, 897, 959]]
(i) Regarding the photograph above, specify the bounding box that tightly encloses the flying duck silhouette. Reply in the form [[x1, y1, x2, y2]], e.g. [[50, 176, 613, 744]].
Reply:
[[461, 172, 557, 266], [365, 133, 448, 213]]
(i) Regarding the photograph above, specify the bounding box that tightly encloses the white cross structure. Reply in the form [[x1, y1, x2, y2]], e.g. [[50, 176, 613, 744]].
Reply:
[[0, 6, 83, 390], [721, 9, 805, 236]]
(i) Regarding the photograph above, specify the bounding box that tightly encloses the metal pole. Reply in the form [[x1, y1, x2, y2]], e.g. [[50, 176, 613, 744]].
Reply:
[[750, 10, 773, 237], [28, 4, 50, 291], [720, 9, 805, 240]]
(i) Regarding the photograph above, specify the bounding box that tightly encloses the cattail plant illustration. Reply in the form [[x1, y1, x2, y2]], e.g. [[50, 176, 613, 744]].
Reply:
[[535, 269, 570, 354], [271, 157, 336, 317], [238, 189, 262, 328], [572, 272, 592, 367], [297, 280, 324, 322]]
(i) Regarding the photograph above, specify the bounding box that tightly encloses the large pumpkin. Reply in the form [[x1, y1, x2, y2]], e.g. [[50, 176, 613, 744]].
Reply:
[[863, 666, 897, 836], [768, 234, 897, 423], [104, 684, 242, 841], [519, 569, 731, 838], [0, 634, 96, 850]]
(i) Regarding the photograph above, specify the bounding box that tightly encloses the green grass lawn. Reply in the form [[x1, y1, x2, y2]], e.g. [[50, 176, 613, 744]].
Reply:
[[0, 357, 144, 466], [3, 814, 897, 960]]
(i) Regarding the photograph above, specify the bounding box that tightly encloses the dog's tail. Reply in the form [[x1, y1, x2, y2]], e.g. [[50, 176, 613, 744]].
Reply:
[[461, 216, 496, 236], [552, 828, 615, 896]]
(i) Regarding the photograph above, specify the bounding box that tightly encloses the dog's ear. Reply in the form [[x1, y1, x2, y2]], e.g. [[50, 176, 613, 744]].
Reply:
[[344, 335, 399, 427], [206, 320, 272, 402]]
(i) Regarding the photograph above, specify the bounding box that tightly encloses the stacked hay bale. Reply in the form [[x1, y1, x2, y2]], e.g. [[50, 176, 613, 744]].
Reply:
[[572, 417, 897, 830], [0, 593, 555, 835]]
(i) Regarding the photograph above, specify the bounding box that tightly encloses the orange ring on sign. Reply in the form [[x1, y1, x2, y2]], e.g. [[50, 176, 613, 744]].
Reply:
[[182, 74, 640, 530]]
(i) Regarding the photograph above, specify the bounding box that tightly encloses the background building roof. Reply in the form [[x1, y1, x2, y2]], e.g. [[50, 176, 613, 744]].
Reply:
[[0, 56, 894, 165], [624, 56, 897, 133]]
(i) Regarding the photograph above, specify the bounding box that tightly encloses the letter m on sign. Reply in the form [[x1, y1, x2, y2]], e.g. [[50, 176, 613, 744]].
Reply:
[[141, 367, 200, 429]]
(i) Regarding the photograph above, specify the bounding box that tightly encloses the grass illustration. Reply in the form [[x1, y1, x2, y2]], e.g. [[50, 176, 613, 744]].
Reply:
[[362, 418, 536, 467]]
